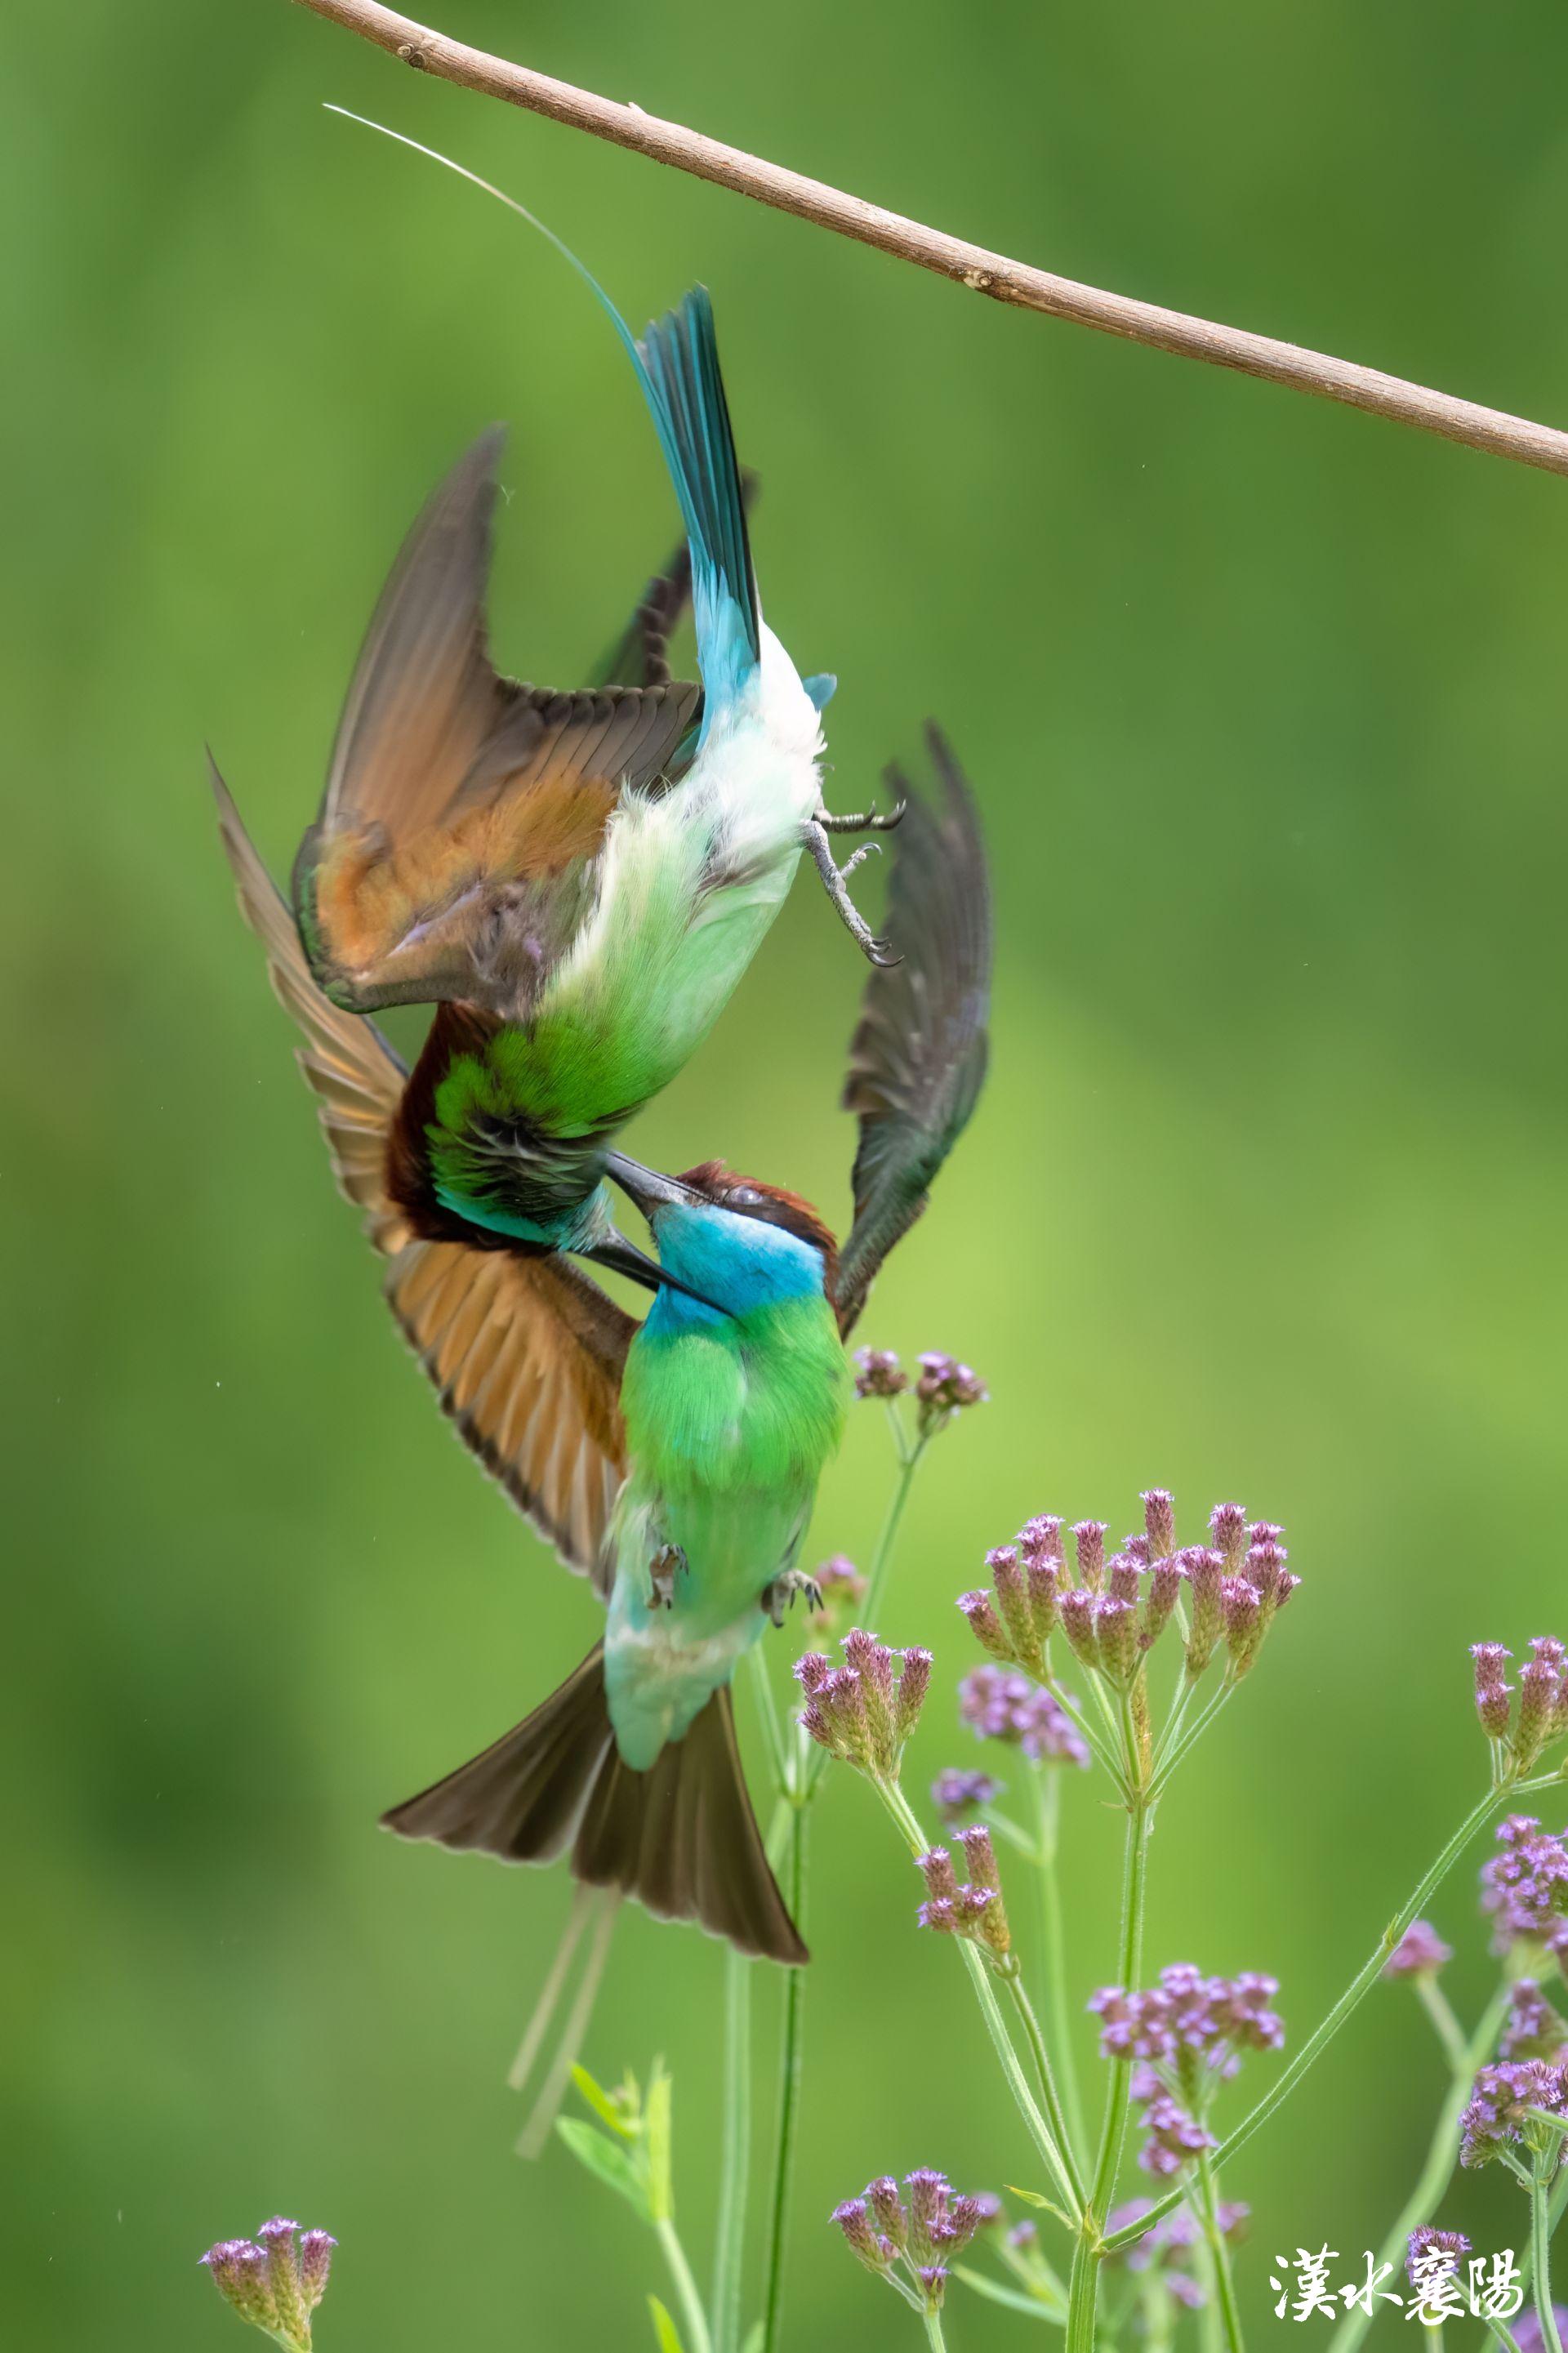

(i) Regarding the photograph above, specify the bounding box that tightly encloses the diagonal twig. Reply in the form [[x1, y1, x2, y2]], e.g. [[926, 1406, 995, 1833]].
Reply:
[[291, 0, 1568, 483]]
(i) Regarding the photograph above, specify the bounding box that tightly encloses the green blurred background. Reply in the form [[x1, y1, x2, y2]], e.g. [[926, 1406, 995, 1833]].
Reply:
[[7, 2, 1568, 2343]]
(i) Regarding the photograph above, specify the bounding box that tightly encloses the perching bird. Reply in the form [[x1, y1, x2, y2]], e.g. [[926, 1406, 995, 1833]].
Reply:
[[216, 200, 897, 1290], [381, 729, 991, 1971]]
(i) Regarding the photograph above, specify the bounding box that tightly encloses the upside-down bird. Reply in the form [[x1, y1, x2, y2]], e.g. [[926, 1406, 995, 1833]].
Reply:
[[380, 729, 991, 1971], [214, 256, 897, 1303]]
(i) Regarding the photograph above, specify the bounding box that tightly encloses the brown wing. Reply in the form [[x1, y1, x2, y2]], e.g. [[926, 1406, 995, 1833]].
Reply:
[[834, 726, 992, 1337], [292, 430, 702, 1018], [213, 761, 635, 1576], [383, 1243, 630, 1582]]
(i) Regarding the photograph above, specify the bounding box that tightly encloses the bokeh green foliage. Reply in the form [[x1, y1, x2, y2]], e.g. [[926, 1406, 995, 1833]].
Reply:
[[7, 2, 1568, 2345]]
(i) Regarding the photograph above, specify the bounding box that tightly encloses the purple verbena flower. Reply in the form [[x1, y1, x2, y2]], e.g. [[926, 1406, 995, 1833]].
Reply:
[[200, 2220, 333, 2350], [831, 2173, 987, 2312], [1501, 1980, 1567, 2062], [931, 1767, 1004, 1820], [915, 1352, 988, 1431], [1480, 1817, 1568, 1959], [797, 1632, 928, 1777], [1459, 2057, 1568, 2168], [853, 1347, 907, 1400], [1383, 1920, 1453, 1980], [956, 1665, 1089, 1767], [809, 1553, 868, 1627]]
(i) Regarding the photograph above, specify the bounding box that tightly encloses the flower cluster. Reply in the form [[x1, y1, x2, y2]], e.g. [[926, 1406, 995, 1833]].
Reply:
[[853, 1347, 908, 1400], [1480, 1816, 1568, 1961], [914, 1352, 988, 1431], [1108, 2199, 1251, 2304], [1406, 2226, 1470, 2280], [930, 1766, 1004, 1822], [1500, 1980, 1566, 2063], [832, 2169, 998, 2315], [1459, 2057, 1568, 2169], [796, 1630, 930, 1779], [1091, 1963, 1284, 2176], [1383, 1919, 1454, 1980], [956, 1495, 1298, 1700], [915, 1825, 1010, 1959], [957, 1664, 1089, 1766], [199, 2221, 335, 2351], [1472, 1640, 1568, 1773]]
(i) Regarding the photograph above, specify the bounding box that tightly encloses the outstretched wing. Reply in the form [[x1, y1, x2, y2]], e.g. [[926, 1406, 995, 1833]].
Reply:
[[213, 763, 635, 1575], [292, 430, 702, 1018], [832, 726, 992, 1338]]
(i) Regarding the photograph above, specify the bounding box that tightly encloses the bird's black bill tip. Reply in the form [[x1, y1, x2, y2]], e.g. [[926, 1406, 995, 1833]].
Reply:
[[576, 1228, 722, 1314]]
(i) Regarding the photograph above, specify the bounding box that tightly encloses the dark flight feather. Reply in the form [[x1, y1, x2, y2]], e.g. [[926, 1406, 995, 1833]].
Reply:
[[382, 1643, 807, 1965], [833, 726, 992, 1336]]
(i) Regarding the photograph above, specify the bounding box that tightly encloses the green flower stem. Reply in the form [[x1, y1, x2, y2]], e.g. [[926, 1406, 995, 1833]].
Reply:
[[1101, 1767, 1568, 2256], [711, 1945, 753, 2353], [1415, 1976, 1472, 2077], [1481, 2320, 1526, 2353], [803, 1430, 929, 1803], [1531, 2178, 1564, 2353], [1330, 1981, 1512, 2353], [760, 1802, 808, 2353], [657, 2217, 715, 2353], [876, 1778, 1084, 2215], [921, 2306, 951, 2351], [1031, 1762, 1089, 2159], [1192, 2150, 1245, 2353], [1148, 1679, 1236, 1800], [1067, 1695, 1153, 2353]]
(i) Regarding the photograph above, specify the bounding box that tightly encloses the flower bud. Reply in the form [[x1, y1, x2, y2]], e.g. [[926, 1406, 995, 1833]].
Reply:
[[957, 1589, 1010, 1661], [1019, 1515, 1064, 1564], [989, 1547, 1039, 1669], [1072, 1522, 1107, 1590], [200, 2244, 281, 2337], [1220, 1577, 1263, 1675], [1514, 1660, 1558, 1771], [1383, 1920, 1452, 1980], [1097, 1596, 1138, 1683], [834, 2199, 889, 2271], [918, 1849, 959, 1904], [895, 1647, 931, 1747], [1142, 1491, 1177, 1558], [1061, 1588, 1100, 1670], [1183, 1550, 1223, 1677], [298, 2233, 336, 2314], [257, 2220, 310, 2349], [866, 2177, 907, 2248], [1209, 1503, 1248, 1570], [1144, 1560, 1183, 1650]]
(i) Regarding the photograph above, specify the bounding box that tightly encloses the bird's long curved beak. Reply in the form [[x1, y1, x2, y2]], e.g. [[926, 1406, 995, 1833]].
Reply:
[[604, 1152, 706, 1214], [575, 1223, 721, 1312]]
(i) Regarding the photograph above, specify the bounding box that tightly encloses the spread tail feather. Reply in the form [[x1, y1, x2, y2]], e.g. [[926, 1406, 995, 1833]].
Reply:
[[381, 1643, 807, 1966]]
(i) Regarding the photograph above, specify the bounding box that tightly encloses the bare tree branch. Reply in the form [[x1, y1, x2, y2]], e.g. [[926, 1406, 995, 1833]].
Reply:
[[292, 0, 1568, 482]]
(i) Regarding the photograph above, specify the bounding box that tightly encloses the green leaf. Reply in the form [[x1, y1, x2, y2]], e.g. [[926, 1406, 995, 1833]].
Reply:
[[647, 2295, 685, 2352], [741, 2327, 764, 2353], [571, 2062, 639, 2138], [555, 2118, 650, 2217], [644, 2061, 674, 2224], [952, 2265, 1066, 2322], [1003, 2184, 1076, 2229]]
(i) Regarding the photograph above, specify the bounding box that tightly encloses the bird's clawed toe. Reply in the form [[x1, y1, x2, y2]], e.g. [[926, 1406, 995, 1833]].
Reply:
[[803, 819, 902, 967], [762, 1570, 824, 1627], [648, 1544, 688, 1610]]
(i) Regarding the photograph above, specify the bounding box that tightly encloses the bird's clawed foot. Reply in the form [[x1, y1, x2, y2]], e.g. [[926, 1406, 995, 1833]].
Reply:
[[803, 818, 902, 967], [761, 1569, 824, 1627], [814, 791, 906, 836], [648, 1544, 688, 1611]]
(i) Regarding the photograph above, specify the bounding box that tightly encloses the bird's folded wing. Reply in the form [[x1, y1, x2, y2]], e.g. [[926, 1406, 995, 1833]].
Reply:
[[832, 726, 993, 1338], [292, 430, 701, 1017], [214, 764, 634, 1579]]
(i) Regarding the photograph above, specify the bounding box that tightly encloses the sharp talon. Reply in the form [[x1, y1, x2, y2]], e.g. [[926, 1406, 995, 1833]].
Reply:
[[762, 1570, 825, 1627], [648, 1543, 688, 1611], [804, 820, 903, 969], [814, 796, 906, 835]]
